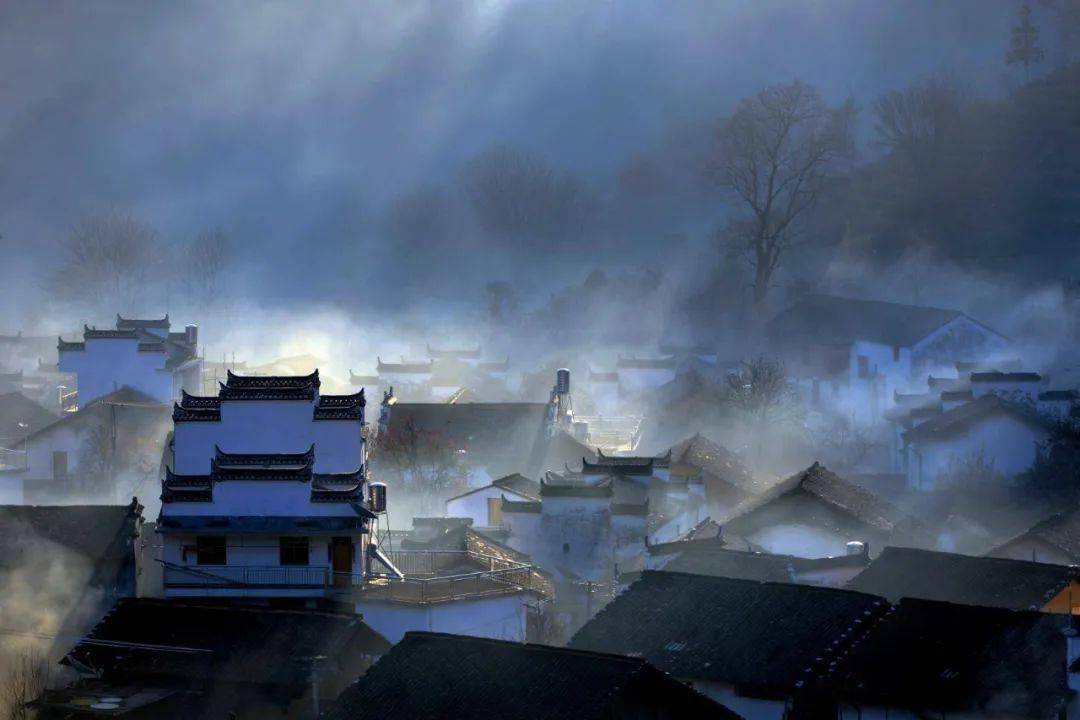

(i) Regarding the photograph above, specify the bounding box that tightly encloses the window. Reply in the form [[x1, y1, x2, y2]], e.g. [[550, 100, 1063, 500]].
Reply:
[[196, 536, 226, 565], [857, 355, 871, 379], [52, 451, 68, 480], [562, 542, 570, 554], [279, 537, 310, 566], [893, 345, 901, 362]]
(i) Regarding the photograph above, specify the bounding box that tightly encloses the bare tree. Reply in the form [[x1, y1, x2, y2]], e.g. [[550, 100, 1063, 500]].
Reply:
[[873, 77, 964, 184], [462, 145, 593, 244], [182, 229, 230, 308], [724, 355, 803, 463], [44, 211, 163, 311], [712, 81, 854, 312], [1007, 3, 1046, 81], [483, 281, 517, 325], [376, 418, 466, 515], [0, 648, 49, 720]]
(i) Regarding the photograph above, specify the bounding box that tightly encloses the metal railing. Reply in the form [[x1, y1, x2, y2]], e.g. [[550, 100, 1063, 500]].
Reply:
[[354, 564, 537, 604], [162, 562, 331, 589]]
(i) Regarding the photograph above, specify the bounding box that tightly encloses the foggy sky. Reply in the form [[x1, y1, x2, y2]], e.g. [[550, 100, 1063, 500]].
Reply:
[[0, 1, 1029, 311]]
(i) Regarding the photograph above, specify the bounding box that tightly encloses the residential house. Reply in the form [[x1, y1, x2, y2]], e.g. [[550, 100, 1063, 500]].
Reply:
[[321, 631, 737, 720], [570, 571, 1076, 719], [767, 294, 1009, 423], [0, 387, 170, 505], [500, 474, 648, 636], [160, 370, 372, 602], [991, 507, 1080, 565], [902, 392, 1053, 490], [847, 546, 1080, 613], [445, 473, 541, 528], [58, 315, 201, 407], [721, 463, 918, 558], [34, 598, 390, 719], [666, 433, 762, 520]]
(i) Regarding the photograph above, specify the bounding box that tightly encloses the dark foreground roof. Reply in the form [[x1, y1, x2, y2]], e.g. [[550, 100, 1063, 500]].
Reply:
[[830, 598, 1070, 718], [569, 571, 888, 694], [323, 631, 736, 720], [0, 391, 56, 444], [64, 598, 390, 685], [847, 546, 1076, 611], [661, 545, 869, 583], [0, 501, 141, 580], [767, 293, 979, 347]]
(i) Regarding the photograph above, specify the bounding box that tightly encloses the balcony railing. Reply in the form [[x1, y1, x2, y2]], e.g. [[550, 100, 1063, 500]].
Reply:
[[161, 549, 551, 603], [353, 565, 539, 604], [162, 562, 331, 589]]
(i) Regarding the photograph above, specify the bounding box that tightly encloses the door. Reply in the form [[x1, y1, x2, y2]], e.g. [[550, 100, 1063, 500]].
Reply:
[[487, 497, 503, 526], [331, 537, 354, 588]]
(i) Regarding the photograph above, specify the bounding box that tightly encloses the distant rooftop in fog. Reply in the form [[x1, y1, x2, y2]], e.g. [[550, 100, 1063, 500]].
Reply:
[[767, 294, 1001, 347]]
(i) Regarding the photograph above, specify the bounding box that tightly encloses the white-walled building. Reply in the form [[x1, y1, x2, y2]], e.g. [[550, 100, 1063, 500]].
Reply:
[[160, 370, 373, 601], [445, 473, 541, 528], [768, 295, 1009, 424], [58, 315, 201, 408], [0, 386, 169, 505], [902, 393, 1053, 491]]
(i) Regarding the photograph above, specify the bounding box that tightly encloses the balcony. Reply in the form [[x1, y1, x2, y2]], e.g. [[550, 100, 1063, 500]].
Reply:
[[161, 549, 552, 603]]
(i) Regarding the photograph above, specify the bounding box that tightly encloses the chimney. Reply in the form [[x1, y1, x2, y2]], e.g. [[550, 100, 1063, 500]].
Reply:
[[185, 324, 198, 348]]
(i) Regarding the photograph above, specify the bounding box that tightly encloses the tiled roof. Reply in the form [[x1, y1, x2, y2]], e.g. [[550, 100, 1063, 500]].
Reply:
[[568, 571, 888, 693], [846, 546, 1075, 610], [903, 394, 1053, 443], [349, 371, 381, 385], [540, 477, 613, 498], [971, 371, 1041, 382], [213, 444, 315, 467], [63, 598, 389, 685], [322, 631, 736, 720], [830, 598, 1070, 717], [492, 473, 542, 498], [767, 294, 977, 347], [1000, 506, 1080, 560], [660, 547, 795, 582], [376, 357, 434, 373], [668, 433, 761, 494], [82, 326, 139, 340], [116, 314, 170, 330], [723, 462, 902, 534], [217, 381, 316, 401], [225, 368, 320, 389]]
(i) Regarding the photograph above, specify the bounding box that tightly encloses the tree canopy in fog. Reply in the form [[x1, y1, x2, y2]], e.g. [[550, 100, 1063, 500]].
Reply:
[[712, 81, 855, 312]]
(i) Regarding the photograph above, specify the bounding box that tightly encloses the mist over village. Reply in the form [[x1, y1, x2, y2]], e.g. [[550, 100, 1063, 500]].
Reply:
[[5, 1, 1080, 718]]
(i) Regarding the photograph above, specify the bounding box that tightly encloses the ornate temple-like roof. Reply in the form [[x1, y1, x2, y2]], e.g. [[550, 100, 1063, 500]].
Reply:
[[83, 325, 140, 340], [226, 369, 321, 389], [214, 444, 316, 468]]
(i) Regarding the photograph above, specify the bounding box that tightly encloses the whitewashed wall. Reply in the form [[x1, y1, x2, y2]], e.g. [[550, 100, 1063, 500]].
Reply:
[[356, 592, 531, 643], [60, 338, 173, 406]]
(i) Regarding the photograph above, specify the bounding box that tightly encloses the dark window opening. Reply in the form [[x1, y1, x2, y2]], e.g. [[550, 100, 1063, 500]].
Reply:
[[196, 536, 226, 565], [857, 355, 871, 379], [280, 537, 310, 566], [562, 543, 570, 554], [52, 451, 68, 480], [893, 345, 901, 362]]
